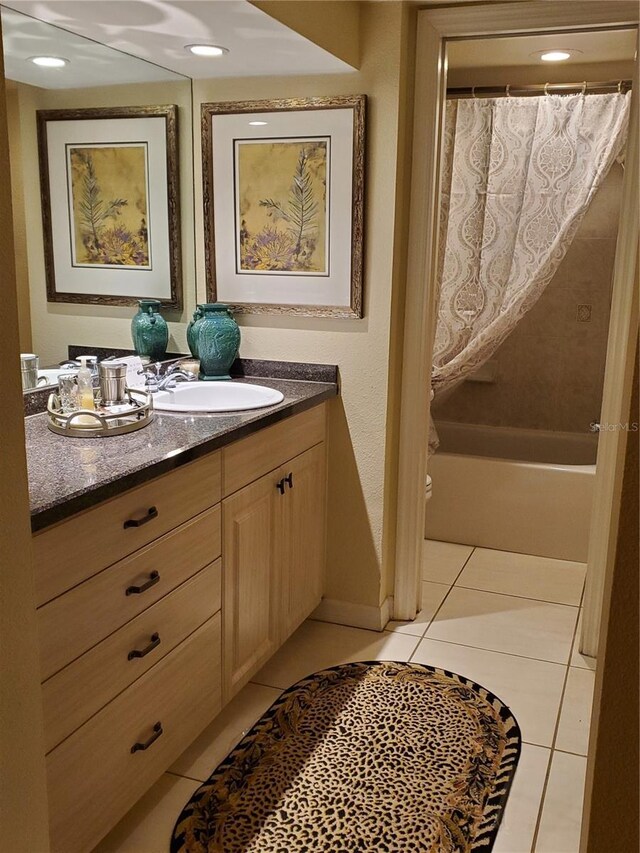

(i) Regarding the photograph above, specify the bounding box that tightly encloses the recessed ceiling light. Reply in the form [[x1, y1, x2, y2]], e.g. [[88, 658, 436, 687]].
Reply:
[[249, 121, 268, 126], [540, 50, 571, 62], [185, 44, 229, 57], [530, 48, 582, 63], [29, 56, 69, 68]]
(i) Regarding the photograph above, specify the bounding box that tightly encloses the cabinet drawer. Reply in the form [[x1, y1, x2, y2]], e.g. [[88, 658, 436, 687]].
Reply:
[[38, 505, 221, 681], [33, 450, 222, 605], [222, 404, 326, 497], [47, 613, 222, 853], [42, 559, 221, 754]]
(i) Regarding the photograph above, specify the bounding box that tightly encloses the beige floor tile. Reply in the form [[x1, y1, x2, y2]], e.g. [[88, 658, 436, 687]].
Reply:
[[494, 744, 551, 853], [457, 548, 586, 606], [386, 581, 451, 636], [92, 773, 198, 853], [555, 667, 596, 756], [170, 683, 282, 782], [426, 587, 578, 664], [423, 539, 474, 584], [411, 637, 566, 747], [255, 620, 420, 690], [570, 611, 597, 671], [535, 751, 587, 853]]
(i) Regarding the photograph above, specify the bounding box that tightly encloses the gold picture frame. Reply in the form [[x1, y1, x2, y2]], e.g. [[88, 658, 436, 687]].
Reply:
[[202, 95, 366, 318], [37, 105, 182, 308]]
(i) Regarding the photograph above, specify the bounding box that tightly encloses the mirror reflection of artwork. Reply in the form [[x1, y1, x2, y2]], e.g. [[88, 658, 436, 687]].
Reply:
[[236, 138, 329, 274], [68, 144, 151, 268]]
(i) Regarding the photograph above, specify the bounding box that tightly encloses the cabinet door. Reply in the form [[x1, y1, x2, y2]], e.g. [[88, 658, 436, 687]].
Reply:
[[222, 474, 279, 699], [278, 443, 326, 642]]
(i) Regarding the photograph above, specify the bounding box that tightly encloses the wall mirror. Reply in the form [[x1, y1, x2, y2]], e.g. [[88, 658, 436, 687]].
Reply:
[[3, 1, 355, 398], [1, 4, 195, 393]]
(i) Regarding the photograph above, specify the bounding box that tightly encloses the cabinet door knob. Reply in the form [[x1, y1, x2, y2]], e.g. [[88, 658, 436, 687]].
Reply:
[[131, 721, 163, 753], [123, 506, 158, 529], [127, 632, 161, 660], [276, 478, 286, 495], [125, 570, 160, 596], [284, 472, 294, 489]]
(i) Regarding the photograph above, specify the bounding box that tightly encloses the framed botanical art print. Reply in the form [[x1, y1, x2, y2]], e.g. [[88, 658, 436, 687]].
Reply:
[[202, 95, 365, 318], [37, 105, 182, 308]]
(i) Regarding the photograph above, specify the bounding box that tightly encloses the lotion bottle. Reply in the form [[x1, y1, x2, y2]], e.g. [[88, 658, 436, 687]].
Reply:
[[77, 356, 95, 411]]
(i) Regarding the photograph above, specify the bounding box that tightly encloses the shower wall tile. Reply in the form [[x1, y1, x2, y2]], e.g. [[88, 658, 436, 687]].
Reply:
[[556, 336, 608, 433], [567, 238, 616, 296], [577, 164, 623, 239], [433, 165, 621, 434]]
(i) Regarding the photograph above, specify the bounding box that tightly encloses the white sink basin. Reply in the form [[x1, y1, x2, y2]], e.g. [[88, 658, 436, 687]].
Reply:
[[152, 381, 284, 413]]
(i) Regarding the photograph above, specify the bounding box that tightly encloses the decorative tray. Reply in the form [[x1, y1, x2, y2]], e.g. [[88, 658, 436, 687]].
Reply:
[[47, 388, 153, 437]]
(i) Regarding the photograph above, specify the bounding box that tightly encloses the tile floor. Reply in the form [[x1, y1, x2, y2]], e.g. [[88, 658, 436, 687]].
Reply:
[[94, 540, 596, 853]]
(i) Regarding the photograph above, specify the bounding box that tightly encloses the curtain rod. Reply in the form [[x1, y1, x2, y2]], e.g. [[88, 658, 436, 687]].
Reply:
[[447, 80, 632, 99]]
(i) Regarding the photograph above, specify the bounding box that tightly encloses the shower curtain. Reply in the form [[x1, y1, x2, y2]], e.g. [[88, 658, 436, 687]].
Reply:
[[430, 92, 631, 450]]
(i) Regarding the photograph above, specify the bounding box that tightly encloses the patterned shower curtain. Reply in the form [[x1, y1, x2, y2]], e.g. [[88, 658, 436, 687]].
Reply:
[[430, 92, 631, 450]]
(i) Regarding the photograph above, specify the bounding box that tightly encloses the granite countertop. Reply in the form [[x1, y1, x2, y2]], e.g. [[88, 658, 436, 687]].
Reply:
[[27, 375, 337, 532]]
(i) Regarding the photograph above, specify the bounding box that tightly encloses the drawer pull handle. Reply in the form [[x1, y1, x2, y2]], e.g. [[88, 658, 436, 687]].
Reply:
[[285, 472, 294, 489], [276, 477, 286, 495], [125, 571, 160, 596], [127, 633, 161, 660], [131, 721, 163, 753], [123, 506, 158, 529]]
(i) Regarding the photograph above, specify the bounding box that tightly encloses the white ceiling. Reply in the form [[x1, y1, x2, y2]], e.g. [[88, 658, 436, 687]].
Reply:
[[2, 0, 354, 87], [448, 28, 637, 69], [1, 6, 185, 86]]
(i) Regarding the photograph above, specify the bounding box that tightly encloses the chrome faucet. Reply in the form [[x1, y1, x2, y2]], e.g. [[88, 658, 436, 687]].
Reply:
[[157, 370, 196, 391], [137, 362, 197, 393]]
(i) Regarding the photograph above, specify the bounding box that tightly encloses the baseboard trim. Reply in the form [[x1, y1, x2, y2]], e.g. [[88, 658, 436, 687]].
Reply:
[[312, 596, 392, 632]]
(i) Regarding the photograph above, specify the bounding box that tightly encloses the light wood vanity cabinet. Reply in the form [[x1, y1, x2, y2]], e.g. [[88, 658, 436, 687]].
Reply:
[[33, 454, 224, 853], [32, 450, 222, 606], [222, 406, 327, 699], [47, 614, 222, 853], [223, 474, 281, 697], [32, 403, 327, 853], [277, 442, 326, 642]]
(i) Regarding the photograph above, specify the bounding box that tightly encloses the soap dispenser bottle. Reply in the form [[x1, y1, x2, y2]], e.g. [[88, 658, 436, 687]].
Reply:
[[77, 356, 96, 411]]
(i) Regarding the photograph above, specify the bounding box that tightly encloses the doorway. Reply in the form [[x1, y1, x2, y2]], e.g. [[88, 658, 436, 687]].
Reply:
[[394, 1, 638, 647], [393, 4, 638, 848]]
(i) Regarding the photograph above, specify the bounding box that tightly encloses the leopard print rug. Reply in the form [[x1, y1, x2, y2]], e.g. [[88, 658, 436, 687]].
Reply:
[[171, 661, 521, 852]]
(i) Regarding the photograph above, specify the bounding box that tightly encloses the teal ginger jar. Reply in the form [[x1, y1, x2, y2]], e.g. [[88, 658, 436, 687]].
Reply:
[[186, 306, 202, 358], [131, 300, 169, 361], [190, 303, 240, 381]]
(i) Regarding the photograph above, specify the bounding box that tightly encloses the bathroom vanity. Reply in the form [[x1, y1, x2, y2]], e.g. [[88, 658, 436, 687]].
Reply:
[[26, 374, 335, 853]]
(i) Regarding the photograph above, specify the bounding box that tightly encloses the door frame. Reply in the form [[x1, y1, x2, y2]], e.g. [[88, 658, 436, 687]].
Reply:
[[393, 0, 640, 629], [582, 42, 639, 656]]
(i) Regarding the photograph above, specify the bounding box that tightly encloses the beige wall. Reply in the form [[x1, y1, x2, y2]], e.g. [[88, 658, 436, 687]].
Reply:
[[0, 35, 50, 851], [194, 1, 408, 609], [9, 78, 195, 366], [6, 82, 31, 351], [433, 165, 622, 433], [447, 60, 636, 89], [381, 2, 416, 601]]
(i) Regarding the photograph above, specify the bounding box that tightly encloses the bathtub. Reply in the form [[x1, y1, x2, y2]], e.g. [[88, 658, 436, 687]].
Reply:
[[425, 420, 597, 562]]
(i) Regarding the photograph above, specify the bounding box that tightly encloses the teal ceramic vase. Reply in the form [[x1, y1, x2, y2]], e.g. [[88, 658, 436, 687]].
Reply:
[[186, 306, 202, 358], [131, 300, 169, 361], [190, 303, 240, 381]]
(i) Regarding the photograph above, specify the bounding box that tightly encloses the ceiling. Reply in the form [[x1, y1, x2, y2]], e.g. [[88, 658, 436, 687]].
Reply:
[[447, 28, 637, 69], [2, 0, 354, 87], [1, 6, 185, 86]]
